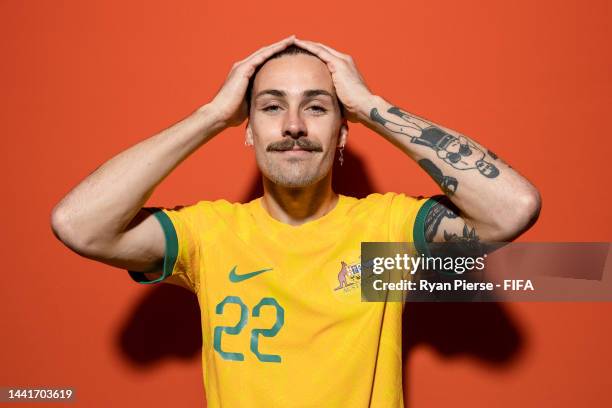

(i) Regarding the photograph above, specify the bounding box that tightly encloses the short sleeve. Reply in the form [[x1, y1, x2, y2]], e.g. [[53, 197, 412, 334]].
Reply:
[[128, 205, 202, 294], [386, 192, 439, 256]]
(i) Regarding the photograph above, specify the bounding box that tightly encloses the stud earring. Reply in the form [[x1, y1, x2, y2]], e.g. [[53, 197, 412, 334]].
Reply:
[[338, 145, 344, 166]]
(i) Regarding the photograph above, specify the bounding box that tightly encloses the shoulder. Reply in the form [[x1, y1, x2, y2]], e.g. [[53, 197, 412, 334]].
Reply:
[[353, 192, 426, 210], [343, 192, 432, 225], [165, 198, 249, 214], [158, 198, 252, 228]]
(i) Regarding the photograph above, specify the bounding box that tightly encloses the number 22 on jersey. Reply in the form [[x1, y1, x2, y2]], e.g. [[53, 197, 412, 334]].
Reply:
[[213, 296, 285, 363]]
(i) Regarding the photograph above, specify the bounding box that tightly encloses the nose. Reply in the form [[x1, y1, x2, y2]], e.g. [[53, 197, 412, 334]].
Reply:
[[282, 108, 307, 139]]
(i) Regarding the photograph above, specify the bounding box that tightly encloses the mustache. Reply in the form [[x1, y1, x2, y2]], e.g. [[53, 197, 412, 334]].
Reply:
[[266, 138, 323, 152]]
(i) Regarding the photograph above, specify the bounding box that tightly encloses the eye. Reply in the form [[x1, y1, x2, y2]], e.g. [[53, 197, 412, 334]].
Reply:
[[262, 104, 281, 112], [308, 105, 327, 114]]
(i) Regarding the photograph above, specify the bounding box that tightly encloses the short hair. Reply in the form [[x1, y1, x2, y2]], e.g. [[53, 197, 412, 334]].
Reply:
[[245, 44, 345, 117]]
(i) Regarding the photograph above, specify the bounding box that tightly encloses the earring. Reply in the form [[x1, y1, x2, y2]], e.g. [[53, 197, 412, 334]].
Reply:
[[338, 145, 344, 166]]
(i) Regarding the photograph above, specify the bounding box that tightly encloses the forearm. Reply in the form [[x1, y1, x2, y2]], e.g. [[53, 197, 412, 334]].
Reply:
[[51, 103, 224, 251], [361, 95, 541, 241]]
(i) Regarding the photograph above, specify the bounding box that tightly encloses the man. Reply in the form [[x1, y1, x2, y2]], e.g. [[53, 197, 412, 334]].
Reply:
[[51, 36, 540, 407]]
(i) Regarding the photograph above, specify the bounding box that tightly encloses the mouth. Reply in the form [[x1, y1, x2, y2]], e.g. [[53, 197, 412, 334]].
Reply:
[[270, 145, 319, 153], [289, 146, 311, 152], [276, 148, 315, 156]]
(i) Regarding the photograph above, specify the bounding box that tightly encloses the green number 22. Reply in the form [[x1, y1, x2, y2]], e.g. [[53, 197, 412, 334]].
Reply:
[[213, 296, 284, 363]]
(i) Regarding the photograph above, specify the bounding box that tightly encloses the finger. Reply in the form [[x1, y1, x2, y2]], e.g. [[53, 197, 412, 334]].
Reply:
[[239, 35, 295, 67], [232, 37, 295, 78], [293, 38, 339, 66], [309, 41, 350, 61], [254, 35, 295, 57]]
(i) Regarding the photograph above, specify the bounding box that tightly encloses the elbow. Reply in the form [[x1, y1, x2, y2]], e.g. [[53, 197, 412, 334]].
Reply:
[[523, 187, 542, 224], [50, 204, 71, 243], [50, 204, 80, 250], [516, 186, 542, 230], [496, 186, 542, 241], [50, 204, 100, 256]]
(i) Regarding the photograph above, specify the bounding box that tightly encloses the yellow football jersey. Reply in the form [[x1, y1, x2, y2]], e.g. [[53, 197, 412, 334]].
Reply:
[[129, 192, 434, 407]]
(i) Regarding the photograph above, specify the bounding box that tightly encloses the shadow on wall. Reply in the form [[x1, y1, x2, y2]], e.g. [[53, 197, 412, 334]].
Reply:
[[117, 147, 525, 402]]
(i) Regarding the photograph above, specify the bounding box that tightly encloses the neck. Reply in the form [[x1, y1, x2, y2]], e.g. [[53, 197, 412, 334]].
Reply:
[[260, 172, 338, 226]]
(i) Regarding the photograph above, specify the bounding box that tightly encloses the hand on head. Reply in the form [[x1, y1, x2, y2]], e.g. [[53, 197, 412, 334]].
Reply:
[[208, 35, 297, 128], [207, 36, 373, 129], [292, 38, 373, 123]]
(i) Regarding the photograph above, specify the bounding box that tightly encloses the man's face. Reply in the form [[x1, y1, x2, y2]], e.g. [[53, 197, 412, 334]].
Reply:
[[247, 54, 346, 188], [476, 160, 498, 178], [447, 139, 461, 153]]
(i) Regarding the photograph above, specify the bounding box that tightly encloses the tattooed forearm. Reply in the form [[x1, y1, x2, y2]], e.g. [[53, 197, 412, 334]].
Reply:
[[370, 106, 500, 178], [418, 159, 458, 196], [370, 108, 423, 138], [369, 98, 539, 244]]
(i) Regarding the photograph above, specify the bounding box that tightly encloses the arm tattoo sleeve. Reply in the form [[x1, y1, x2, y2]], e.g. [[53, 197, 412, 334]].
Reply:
[[424, 197, 460, 242], [418, 159, 458, 196], [371, 106, 500, 178], [424, 196, 484, 258]]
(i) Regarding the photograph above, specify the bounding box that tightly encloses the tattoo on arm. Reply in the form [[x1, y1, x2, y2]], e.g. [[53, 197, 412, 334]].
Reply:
[[370, 107, 423, 138], [424, 197, 480, 243], [488, 148, 512, 169], [418, 159, 458, 196], [424, 197, 459, 242], [424, 197, 483, 258], [443, 224, 479, 243], [370, 106, 500, 178]]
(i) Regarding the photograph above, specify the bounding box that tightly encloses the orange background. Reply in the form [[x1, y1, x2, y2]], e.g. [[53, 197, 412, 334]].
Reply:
[[1, 0, 611, 407]]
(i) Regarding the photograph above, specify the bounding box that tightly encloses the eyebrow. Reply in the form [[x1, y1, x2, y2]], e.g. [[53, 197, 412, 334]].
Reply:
[[254, 89, 335, 100]]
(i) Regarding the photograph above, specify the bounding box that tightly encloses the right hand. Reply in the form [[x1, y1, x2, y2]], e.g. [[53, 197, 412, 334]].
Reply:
[[207, 35, 296, 128]]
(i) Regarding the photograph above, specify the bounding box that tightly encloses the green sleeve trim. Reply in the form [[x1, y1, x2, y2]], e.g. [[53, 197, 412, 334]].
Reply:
[[128, 208, 179, 284], [412, 197, 440, 257]]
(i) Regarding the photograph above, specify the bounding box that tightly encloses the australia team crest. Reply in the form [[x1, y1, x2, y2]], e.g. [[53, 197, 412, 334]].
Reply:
[[334, 259, 362, 292]]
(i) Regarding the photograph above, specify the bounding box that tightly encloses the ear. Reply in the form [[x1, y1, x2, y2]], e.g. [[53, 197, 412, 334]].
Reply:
[[338, 119, 348, 148], [245, 119, 254, 146]]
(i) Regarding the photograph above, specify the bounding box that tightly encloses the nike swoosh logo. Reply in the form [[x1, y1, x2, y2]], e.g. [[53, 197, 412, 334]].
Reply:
[[229, 265, 273, 283]]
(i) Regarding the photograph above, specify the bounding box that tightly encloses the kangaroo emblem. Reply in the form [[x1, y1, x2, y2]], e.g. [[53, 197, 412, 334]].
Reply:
[[335, 261, 349, 290], [334, 260, 361, 291]]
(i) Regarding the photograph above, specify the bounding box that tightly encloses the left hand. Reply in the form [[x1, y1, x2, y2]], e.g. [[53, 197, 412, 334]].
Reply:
[[294, 38, 375, 123]]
